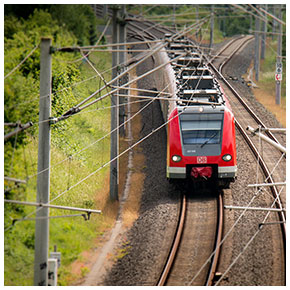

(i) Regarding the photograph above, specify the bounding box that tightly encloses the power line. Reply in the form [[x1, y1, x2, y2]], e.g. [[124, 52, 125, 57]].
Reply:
[[4, 44, 39, 79], [4, 199, 101, 214], [215, 185, 285, 286], [5, 17, 211, 195], [187, 152, 285, 285], [59, 17, 209, 119], [5, 12, 211, 237], [56, 16, 209, 120], [10, 45, 212, 227]]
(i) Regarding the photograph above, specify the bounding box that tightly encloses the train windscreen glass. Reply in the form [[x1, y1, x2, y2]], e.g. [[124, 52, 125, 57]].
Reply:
[[180, 113, 223, 145]]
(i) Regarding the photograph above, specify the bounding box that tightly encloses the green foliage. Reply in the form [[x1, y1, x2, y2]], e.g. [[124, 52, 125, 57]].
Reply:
[[4, 7, 112, 286], [43, 4, 98, 46], [5, 4, 98, 46]]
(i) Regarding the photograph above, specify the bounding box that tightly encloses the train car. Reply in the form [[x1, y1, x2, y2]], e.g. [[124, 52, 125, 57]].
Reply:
[[162, 38, 237, 188]]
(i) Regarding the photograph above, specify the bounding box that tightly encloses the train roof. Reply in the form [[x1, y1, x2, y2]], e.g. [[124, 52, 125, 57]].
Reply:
[[166, 39, 225, 108]]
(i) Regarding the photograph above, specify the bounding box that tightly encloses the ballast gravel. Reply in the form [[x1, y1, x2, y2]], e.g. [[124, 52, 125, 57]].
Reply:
[[103, 38, 285, 286]]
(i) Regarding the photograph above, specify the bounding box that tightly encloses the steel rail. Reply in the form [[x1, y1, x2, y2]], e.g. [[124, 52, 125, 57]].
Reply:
[[218, 36, 254, 73], [210, 35, 245, 61], [208, 38, 282, 146], [157, 194, 187, 286], [209, 36, 286, 267], [235, 119, 286, 239], [206, 192, 224, 286]]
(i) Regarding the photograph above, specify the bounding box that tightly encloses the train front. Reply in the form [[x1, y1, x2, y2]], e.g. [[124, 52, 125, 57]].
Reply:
[[167, 105, 237, 189]]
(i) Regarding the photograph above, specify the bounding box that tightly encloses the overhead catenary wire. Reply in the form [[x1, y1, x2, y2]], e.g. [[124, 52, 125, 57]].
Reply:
[[59, 42, 167, 119], [48, 16, 213, 209], [258, 5, 285, 26], [58, 39, 161, 50], [9, 30, 212, 229], [17, 16, 208, 178], [214, 185, 285, 286], [58, 16, 209, 120], [232, 4, 285, 26], [5, 13, 211, 228], [7, 17, 207, 114], [6, 18, 217, 238], [4, 44, 39, 79], [187, 151, 285, 286], [57, 49, 187, 121], [49, 64, 211, 206], [5, 9, 286, 284], [69, 17, 112, 64], [26, 15, 209, 183]]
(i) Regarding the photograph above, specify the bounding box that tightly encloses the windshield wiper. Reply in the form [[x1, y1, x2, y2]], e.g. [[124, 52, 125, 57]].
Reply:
[[200, 132, 218, 148]]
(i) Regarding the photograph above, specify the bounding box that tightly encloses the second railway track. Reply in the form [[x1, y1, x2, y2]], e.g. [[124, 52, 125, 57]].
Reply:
[[93, 9, 286, 285]]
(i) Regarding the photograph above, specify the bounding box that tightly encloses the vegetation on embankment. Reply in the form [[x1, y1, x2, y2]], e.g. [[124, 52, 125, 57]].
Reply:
[[253, 38, 286, 127], [4, 4, 286, 286], [4, 6, 116, 285]]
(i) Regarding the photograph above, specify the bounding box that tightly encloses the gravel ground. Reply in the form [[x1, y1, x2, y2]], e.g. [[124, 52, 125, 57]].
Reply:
[[218, 40, 285, 286], [103, 44, 181, 286], [103, 38, 285, 286]]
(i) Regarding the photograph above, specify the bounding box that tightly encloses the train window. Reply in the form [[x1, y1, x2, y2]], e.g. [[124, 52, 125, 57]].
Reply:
[[180, 114, 223, 145], [182, 129, 221, 145]]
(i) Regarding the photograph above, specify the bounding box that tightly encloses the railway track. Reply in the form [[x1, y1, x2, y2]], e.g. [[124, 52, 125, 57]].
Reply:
[[209, 36, 286, 284], [156, 36, 285, 286], [210, 35, 286, 228], [91, 7, 286, 285], [157, 191, 223, 286]]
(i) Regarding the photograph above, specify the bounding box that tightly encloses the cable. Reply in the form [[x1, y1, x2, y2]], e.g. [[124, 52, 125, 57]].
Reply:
[[214, 185, 285, 286], [7, 30, 212, 229], [187, 151, 285, 285], [4, 15, 210, 229], [58, 16, 209, 119], [4, 44, 39, 79]]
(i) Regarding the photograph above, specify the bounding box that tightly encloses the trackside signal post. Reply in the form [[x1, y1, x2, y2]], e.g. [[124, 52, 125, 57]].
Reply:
[[34, 37, 52, 286]]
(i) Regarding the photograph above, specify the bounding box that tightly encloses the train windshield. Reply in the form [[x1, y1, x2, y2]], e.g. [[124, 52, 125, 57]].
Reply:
[[180, 113, 223, 145]]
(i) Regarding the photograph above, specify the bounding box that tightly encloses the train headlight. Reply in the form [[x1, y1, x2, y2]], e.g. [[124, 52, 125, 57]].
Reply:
[[222, 154, 232, 162], [172, 155, 182, 162]]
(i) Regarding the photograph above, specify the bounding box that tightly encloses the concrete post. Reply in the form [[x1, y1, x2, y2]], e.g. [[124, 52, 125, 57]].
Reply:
[[34, 37, 52, 286], [110, 7, 119, 201]]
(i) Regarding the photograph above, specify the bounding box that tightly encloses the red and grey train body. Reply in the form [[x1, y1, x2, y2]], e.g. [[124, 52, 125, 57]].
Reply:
[[161, 38, 237, 188]]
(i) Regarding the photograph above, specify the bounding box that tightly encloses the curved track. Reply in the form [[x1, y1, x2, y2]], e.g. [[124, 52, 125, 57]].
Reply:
[[209, 36, 286, 284], [210, 37, 286, 228], [92, 7, 286, 285], [157, 191, 223, 286], [157, 35, 285, 286]]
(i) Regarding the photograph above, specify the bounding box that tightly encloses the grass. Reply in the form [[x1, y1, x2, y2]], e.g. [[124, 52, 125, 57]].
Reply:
[[4, 49, 120, 285]]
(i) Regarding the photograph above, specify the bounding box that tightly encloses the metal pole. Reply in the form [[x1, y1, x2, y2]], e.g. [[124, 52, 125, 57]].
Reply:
[[119, 5, 126, 137], [254, 7, 260, 81], [34, 37, 52, 286], [210, 5, 214, 49], [195, 5, 199, 40], [272, 6, 277, 40], [246, 125, 286, 154], [110, 7, 119, 201], [275, 4, 282, 105], [173, 4, 176, 30], [260, 4, 267, 59]]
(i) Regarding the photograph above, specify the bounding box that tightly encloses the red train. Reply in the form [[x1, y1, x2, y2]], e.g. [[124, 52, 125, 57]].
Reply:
[[162, 39, 237, 188]]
